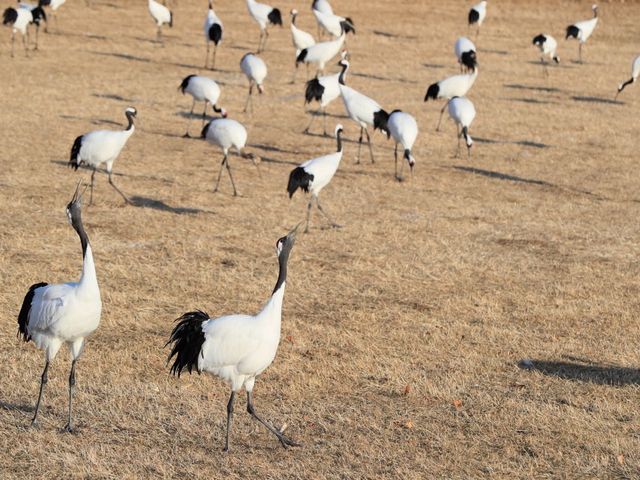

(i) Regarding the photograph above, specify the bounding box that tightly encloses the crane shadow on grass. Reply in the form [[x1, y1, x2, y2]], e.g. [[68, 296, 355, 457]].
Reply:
[[474, 137, 550, 149], [508, 97, 558, 105], [504, 83, 564, 94], [452, 166, 607, 199], [0, 400, 35, 413], [129, 196, 215, 215], [518, 358, 640, 386], [352, 72, 418, 84], [373, 30, 418, 40], [571, 96, 623, 105], [50, 160, 174, 184]]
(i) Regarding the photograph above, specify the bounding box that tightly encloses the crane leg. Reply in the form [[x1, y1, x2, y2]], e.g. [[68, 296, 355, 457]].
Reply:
[[108, 171, 131, 204], [225, 156, 238, 196], [436, 102, 448, 132], [243, 84, 253, 113], [246, 391, 299, 448], [322, 108, 328, 137], [305, 197, 313, 233], [394, 143, 402, 181], [578, 43, 583, 64], [11, 32, 15, 58], [201, 101, 208, 127], [303, 110, 317, 134], [31, 361, 49, 427], [212, 44, 217, 70], [204, 42, 210, 69], [291, 60, 298, 84], [262, 29, 270, 52], [35, 26, 39, 51], [365, 128, 375, 164], [214, 154, 227, 193], [23, 33, 28, 57], [257, 30, 263, 53], [184, 98, 195, 137], [223, 391, 236, 452], [63, 360, 77, 433], [89, 168, 97, 205], [316, 196, 342, 228], [356, 127, 363, 164]]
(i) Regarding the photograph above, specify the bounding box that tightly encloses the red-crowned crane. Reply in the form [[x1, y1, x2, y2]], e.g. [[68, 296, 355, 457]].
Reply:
[[287, 124, 344, 232], [616, 55, 640, 99], [204, 1, 223, 69], [69, 107, 137, 205], [167, 226, 300, 452], [246, 0, 282, 53], [566, 4, 598, 64], [387, 110, 418, 182], [178, 75, 225, 137], [17, 184, 102, 432], [447, 96, 476, 158], [424, 67, 478, 131]]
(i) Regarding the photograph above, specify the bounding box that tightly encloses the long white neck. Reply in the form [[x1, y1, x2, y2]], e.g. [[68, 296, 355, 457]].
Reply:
[[78, 244, 100, 297], [257, 282, 285, 329]]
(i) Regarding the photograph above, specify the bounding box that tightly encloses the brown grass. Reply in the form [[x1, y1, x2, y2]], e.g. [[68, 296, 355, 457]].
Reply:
[[1, 0, 639, 478]]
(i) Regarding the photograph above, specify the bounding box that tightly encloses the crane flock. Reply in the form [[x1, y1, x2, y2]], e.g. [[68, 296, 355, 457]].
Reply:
[[7, 0, 639, 454]]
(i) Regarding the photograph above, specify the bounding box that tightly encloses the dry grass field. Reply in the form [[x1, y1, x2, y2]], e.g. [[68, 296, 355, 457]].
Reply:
[[0, 0, 639, 478]]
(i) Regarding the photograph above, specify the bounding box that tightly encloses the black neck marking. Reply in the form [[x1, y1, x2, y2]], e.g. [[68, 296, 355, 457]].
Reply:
[[336, 129, 343, 152], [273, 237, 294, 294], [338, 62, 349, 85], [125, 111, 135, 131]]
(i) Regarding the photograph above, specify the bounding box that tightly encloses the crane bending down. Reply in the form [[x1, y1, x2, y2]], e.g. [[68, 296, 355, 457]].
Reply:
[[17, 184, 102, 432], [167, 226, 300, 452]]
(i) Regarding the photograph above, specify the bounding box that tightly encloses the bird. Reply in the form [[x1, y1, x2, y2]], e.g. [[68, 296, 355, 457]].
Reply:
[[447, 96, 476, 158], [296, 30, 345, 76], [303, 50, 348, 136], [3, 5, 33, 57], [178, 75, 225, 138], [290, 9, 315, 83], [37, 0, 66, 32], [312, 7, 354, 38], [246, 0, 282, 53], [201, 115, 260, 196], [566, 4, 598, 64], [615, 55, 640, 99], [532, 34, 559, 76], [148, 0, 172, 43], [203, 0, 223, 70], [17, 2, 46, 50], [166, 226, 300, 452], [68, 107, 137, 205], [424, 67, 478, 131], [17, 183, 102, 432], [386, 110, 418, 182], [240, 52, 268, 114], [468, 1, 487, 37], [338, 60, 389, 164], [312, 0, 332, 15], [454, 36, 477, 72], [287, 124, 344, 232]]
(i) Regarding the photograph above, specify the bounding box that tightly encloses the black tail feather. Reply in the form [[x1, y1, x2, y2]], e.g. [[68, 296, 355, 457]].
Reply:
[[179, 74, 195, 94], [169, 11, 173, 28], [31, 6, 47, 25], [287, 166, 313, 198], [166, 310, 209, 377], [424, 83, 439, 101], [532, 34, 546, 46], [18, 282, 47, 342], [304, 78, 324, 104], [373, 109, 390, 136], [296, 48, 308, 64], [268, 8, 282, 26], [341, 18, 355, 34], [566, 25, 579, 39], [201, 121, 211, 138], [3, 7, 18, 25], [468, 8, 479, 25], [69, 135, 83, 170], [460, 51, 477, 71], [208, 23, 222, 44]]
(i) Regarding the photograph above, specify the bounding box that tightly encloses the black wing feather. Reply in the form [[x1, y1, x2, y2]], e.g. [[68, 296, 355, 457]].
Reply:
[[287, 166, 314, 198], [166, 310, 209, 377], [208, 23, 222, 44], [69, 135, 83, 170], [17, 282, 48, 342], [268, 8, 282, 26], [304, 78, 324, 104], [3, 7, 18, 25]]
